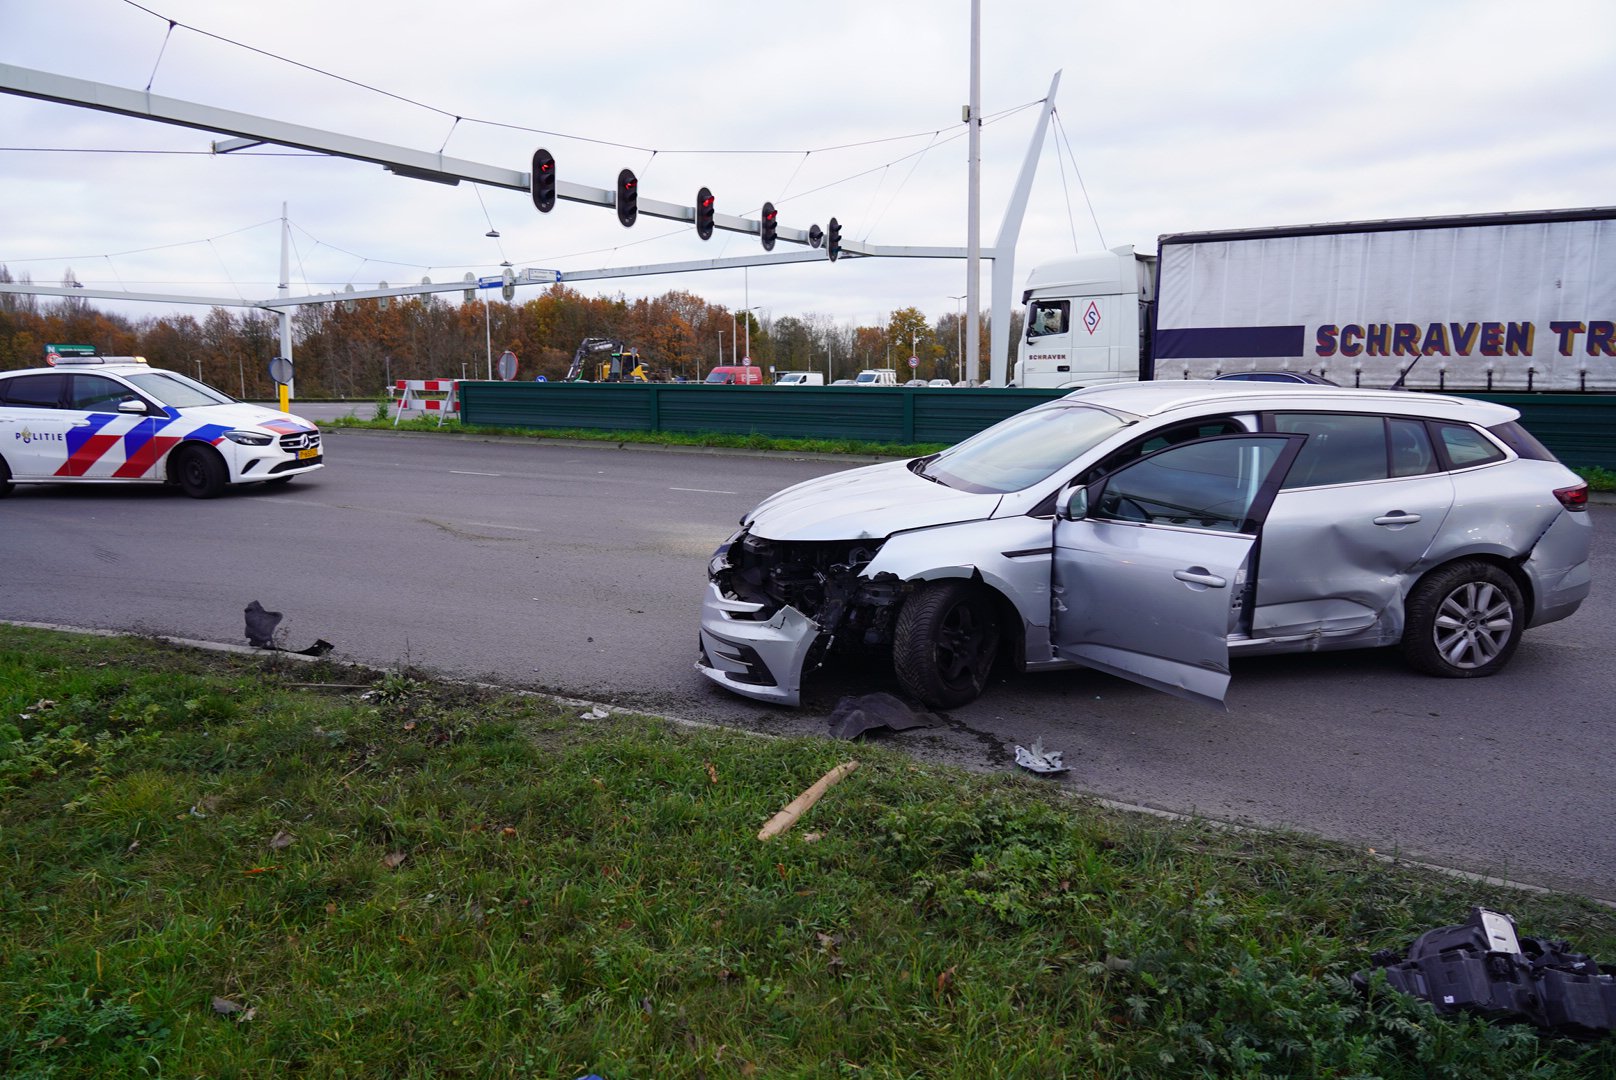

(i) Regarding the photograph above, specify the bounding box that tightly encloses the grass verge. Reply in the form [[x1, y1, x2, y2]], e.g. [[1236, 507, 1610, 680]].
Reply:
[[4, 624, 1615, 1078]]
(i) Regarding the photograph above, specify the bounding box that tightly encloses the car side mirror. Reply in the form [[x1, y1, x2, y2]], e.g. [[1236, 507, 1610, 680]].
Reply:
[[1058, 486, 1088, 521], [117, 398, 149, 414]]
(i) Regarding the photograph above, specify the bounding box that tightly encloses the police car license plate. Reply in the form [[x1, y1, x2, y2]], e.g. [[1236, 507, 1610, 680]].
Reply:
[[297, 447, 318, 461]]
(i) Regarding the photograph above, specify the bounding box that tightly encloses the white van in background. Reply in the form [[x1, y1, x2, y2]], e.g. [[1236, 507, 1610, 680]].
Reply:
[[774, 371, 825, 386], [852, 369, 898, 387]]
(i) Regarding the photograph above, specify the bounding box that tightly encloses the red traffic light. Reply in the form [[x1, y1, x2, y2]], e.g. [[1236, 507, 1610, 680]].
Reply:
[[531, 148, 555, 213], [616, 169, 638, 227], [696, 186, 715, 241], [761, 201, 777, 251]]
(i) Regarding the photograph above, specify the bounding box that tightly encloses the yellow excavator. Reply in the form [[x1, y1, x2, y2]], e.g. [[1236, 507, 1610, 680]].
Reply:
[[563, 337, 655, 382]]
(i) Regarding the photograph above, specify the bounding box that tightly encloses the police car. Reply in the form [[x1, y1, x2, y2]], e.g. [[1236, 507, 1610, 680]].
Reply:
[[0, 353, 323, 498]]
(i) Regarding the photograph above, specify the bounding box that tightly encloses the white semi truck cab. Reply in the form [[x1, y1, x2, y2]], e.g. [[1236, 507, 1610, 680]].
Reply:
[[1016, 246, 1154, 389]]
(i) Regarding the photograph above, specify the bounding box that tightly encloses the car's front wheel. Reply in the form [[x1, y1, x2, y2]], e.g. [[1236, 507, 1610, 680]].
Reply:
[[1400, 560, 1524, 678], [173, 445, 228, 499], [0, 454, 12, 498], [893, 580, 1001, 708]]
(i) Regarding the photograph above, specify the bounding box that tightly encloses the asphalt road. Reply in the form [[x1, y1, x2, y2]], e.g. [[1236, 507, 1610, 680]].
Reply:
[[4, 428, 1612, 900]]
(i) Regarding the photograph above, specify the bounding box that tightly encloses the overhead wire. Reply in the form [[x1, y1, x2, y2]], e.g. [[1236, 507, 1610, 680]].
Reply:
[[1052, 109, 1106, 251]]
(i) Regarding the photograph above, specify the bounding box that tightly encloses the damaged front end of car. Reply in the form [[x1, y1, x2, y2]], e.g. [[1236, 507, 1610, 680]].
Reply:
[[696, 527, 906, 705]]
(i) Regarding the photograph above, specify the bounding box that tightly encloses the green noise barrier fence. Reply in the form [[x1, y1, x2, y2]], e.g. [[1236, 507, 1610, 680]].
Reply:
[[459, 382, 1069, 447], [456, 382, 1615, 468]]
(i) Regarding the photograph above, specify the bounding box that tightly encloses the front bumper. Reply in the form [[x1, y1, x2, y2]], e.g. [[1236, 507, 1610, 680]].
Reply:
[[695, 581, 820, 706]]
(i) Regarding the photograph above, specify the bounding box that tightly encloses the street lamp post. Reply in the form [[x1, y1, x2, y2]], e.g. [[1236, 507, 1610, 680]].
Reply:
[[483, 292, 493, 380], [743, 306, 761, 366], [718, 330, 725, 368], [949, 294, 966, 383]]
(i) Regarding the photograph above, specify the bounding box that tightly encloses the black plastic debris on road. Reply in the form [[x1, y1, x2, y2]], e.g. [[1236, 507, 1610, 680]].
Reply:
[[827, 692, 934, 741], [244, 600, 283, 648], [244, 600, 335, 657]]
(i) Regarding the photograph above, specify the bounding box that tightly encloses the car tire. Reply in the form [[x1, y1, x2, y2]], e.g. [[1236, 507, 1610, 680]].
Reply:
[[1400, 560, 1524, 678], [173, 444, 228, 499], [0, 454, 12, 498], [893, 580, 1001, 708]]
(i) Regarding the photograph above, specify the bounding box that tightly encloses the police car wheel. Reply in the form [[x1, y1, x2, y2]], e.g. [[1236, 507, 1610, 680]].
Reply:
[[174, 445, 228, 499], [0, 454, 12, 497]]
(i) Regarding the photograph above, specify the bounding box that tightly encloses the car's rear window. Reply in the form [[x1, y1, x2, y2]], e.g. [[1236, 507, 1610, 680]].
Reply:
[[1486, 420, 1559, 462], [1432, 422, 1507, 469], [0, 373, 66, 407]]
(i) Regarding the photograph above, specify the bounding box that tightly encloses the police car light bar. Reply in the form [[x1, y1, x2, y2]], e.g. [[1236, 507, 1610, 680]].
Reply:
[[44, 354, 149, 366]]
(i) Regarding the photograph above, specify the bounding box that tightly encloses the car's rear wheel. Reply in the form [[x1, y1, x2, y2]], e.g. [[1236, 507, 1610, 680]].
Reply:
[[173, 445, 228, 499], [893, 580, 1001, 708], [1401, 560, 1524, 678]]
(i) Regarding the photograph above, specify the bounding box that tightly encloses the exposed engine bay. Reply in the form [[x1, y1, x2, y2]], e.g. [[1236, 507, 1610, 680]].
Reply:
[[712, 528, 906, 657]]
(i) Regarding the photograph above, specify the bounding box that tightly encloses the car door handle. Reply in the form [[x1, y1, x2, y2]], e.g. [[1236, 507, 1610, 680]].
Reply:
[[1373, 512, 1421, 526], [1174, 567, 1228, 588]]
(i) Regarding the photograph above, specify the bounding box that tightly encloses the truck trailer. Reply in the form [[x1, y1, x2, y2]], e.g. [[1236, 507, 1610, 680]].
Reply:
[[1014, 206, 1616, 393]]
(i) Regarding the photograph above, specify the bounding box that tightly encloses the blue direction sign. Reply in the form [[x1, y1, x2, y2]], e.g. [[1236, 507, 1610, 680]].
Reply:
[[477, 275, 504, 288]]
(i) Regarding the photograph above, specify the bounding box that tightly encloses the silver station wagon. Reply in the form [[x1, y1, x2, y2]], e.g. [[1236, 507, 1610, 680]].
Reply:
[[697, 382, 1592, 709]]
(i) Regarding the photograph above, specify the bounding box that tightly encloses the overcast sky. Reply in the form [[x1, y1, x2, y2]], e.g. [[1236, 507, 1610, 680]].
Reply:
[[3, 0, 1614, 335]]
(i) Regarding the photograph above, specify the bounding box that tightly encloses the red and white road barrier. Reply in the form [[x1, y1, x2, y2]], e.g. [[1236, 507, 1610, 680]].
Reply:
[[393, 379, 459, 426]]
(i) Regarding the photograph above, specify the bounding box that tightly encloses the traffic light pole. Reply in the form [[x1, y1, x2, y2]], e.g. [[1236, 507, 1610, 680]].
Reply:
[[1, 61, 1062, 385]]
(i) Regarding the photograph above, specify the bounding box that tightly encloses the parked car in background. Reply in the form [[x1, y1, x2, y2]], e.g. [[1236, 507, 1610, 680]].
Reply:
[[698, 381, 1590, 709], [774, 372, 825, 386], [1, 353, 323, 499], [927, 379, 955, 388], [852, 369, 899, 387], [903, 378, 927, 387], [704, 365, 764, 385]]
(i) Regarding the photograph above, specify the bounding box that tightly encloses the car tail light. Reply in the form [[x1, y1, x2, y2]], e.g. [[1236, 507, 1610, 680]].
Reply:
[[1553, 483, 1589, 512]]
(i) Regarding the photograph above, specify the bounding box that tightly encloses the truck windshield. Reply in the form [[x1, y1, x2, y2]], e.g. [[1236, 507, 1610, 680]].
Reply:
[[918, 403, 1130, 494]]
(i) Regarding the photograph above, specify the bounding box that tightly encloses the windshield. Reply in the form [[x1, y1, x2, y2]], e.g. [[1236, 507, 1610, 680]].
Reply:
[[124, 370, 235, 408], [919, 403, 1130, 494], [704, 371, 733, 384]]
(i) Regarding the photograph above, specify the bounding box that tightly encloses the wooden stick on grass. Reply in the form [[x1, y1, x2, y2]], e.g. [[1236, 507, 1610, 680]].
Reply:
[[757, 761, 860, 841]]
